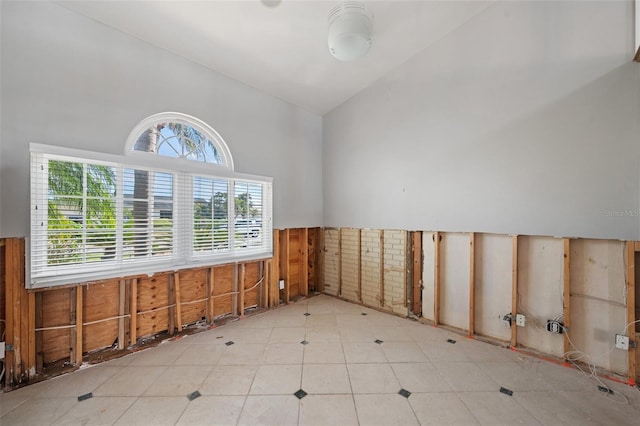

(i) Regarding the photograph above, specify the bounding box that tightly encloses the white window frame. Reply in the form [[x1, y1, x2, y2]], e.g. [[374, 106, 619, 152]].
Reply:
[[29, 142, 273, 288]]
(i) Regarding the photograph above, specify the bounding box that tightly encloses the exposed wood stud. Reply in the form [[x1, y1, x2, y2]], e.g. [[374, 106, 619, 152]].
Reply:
[[301, 228, 309, 297], [239, 263, 246, 317], [357, 229, 363, 303], [379, 230, 385, 308], [411, 231, 423, 316], [70, 287, 77, 364], [130, 279, 137, 346], [35, 292, 44, 371], [317, 229, 325, 293], [118, 280, 126, 350], [205, 268, 213, 323], [75, 285, 84, 366], [626, 241, 636, 383], [563, 238, 571, 357], [27, 291, 36, 378], [284, 229, 291, 303], [231, 264, 239, 315], [434, 232, 441, 325], [168, 275, 176, 335], [511, 235, 518, 348], [272, 229, 280, 307], [4, 239, 15, 388], [338, 228, 344, 297], [469, 232, 476, 336], [174, 273, 183, 332]]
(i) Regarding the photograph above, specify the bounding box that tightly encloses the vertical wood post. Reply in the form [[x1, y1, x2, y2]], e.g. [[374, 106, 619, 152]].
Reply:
[[70, 287, 77, 364], [130, 278, 137, 345], [35, 292, 44, 371], [357, 229, 363, 303], [511, 235, 518, 348], [626, 241, 636, 384], [75, 285, 84, 366], [239, 263, 246, 318], [232, 264, 239, 315], [317, 229, 325, 293], [301, 228, 309, 297], [27, 291, 36, 377], [469, 232, 476, 336], [283, 229, 291, 303], [379, 230, 385, 307], [118, 280, 126, 350], [338, 228, 343, 297], [174, 272, 183, 332], [434, 232, 441, 325], [168, 275, 176, 334], [563, 238, 571, 356], [272, 229, 280, 307], [205, 268, 213, 323]]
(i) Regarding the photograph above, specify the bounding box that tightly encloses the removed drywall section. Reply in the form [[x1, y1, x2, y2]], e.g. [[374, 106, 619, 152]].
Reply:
[[341, 228, 360, 303], [383, 230, 408, 316], [517, 236, 565, 357], [323, 228, 340, 297], [361, 229, 382, 308], [421, 232, 436, 321], [474, 233, 512, 342], [439, 233, 470, 331], [570, 239, 628, 374]]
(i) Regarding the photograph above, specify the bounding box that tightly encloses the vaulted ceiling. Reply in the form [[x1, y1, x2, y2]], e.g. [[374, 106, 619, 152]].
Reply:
[[58, 0, 492, 115]]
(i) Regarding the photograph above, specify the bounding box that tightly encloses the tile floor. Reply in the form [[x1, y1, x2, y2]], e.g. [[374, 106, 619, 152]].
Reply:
[[2, 294, 640, 425]]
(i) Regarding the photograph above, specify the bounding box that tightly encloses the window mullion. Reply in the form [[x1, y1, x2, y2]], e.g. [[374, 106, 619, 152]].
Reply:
[[82, 163, 88, 264], [228, 180, 235, 252]]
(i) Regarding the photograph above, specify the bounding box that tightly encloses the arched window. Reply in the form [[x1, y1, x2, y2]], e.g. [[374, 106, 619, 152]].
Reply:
[[29, 113, 272, 288], [125, 112, 234, 170]]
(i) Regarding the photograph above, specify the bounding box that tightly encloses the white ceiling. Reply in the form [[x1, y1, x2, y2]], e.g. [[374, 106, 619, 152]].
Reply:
[[58, 0, 492, 115]]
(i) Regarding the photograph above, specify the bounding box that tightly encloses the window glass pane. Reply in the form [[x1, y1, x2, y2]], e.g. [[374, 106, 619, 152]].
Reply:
[[234, 181, 263, 248], [134, 122, 223, 164], [193, 176, 229, 253]]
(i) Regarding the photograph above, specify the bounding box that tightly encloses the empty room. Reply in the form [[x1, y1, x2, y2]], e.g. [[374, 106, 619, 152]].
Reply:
[[1, 0, 640, 425]]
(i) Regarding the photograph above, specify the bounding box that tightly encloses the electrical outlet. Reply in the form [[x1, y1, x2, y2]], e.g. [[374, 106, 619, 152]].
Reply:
[[615, 334, 629, 350], [515, 314, 526, 327], [0, 341, 4, 360], [547, 320, 564, 334]]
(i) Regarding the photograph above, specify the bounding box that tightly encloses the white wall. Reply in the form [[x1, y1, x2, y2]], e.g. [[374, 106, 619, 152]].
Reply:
[[0, 1, 323, 237], [323, 0, 640, 240]]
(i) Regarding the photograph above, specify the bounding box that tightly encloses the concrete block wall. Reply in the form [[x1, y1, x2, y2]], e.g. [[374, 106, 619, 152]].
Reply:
[[383, 230, 408, 316], [323, 228, 408, 317]]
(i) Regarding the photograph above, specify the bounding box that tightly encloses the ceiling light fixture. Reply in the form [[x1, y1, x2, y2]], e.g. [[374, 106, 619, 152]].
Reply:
[[328, 2, 373, 62]]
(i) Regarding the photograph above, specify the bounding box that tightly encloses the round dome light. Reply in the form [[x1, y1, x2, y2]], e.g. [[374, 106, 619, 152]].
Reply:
[[328, 2, 373, 62]]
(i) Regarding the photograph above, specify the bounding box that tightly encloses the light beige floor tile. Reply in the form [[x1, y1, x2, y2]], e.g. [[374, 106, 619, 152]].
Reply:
[[303, 341, 345, 364], [479, 360, 554, 391], [531, 361, 591, 391], [559, 388, 640, 425], [217, 343, 266, 365], [435, 362, 499, 392], [391, 362, 452, 393], [354, 394, 419, 426], [0, 385, 36, 417], [304, 327, 341, 342], [374, 326, 416, 342], [200, 365, 258, 395], [514, 391, 600, 425], [93, 366, 167, 396], [417, 339, 470, 362], [339, 326, 379, 342], [176, 395, 245, 425], [343, 342, 388, 363], [51, 396, 136, 425], [299, 394, 358, 426], [302, 364, 352, 394], [0, 397, 77, 425], [457, 339, 517, 362], [114, 396, 189, 425], [32, 366, 122, 397], [128, 343, 189, 366], [304, 314, 337, 328], [172, 343, 225, 365], [144, 365, 212, 396], [269, 327, 306, 343], [272, 314, 308, 328], [237, 395, 299, 426], [457, 392, 541, 425], [409, 392, 480, 425], [348, 363, 401, 394], [250, 364, 302, 395], [225, 327, 273, 344], [263, 342, 304, 364], [381, 341, 430, 363]]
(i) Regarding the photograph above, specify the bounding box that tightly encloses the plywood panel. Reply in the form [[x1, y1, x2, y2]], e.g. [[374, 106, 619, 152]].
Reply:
[[517, 236, 564, 357], [41, 288, 72, 363], [570, 239, 627, 374], [475, 234, 512, 341], [136, 274, 170, 338], [213, 265, 233, 318], [421, 232, 435, 321], [440, 233, 470, 331], [83, 280, 119, 353], [323, 229, 340, 296], [179, 268, 207, 325]]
